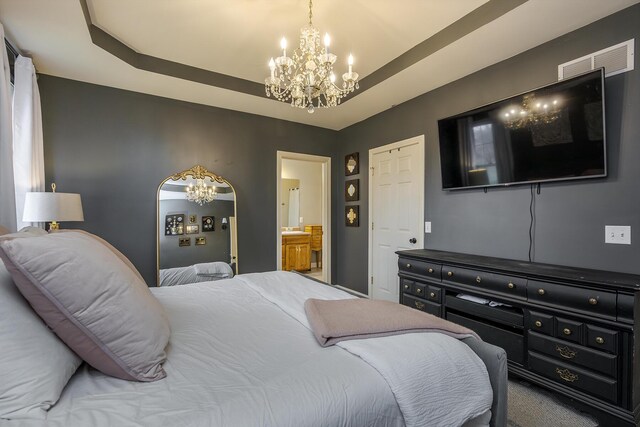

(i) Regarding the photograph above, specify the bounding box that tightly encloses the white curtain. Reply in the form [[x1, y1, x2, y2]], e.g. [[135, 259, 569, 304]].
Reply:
[[13, 55, 45, 230], [288, 188, 300, 228], [0, 23, 17, 231]]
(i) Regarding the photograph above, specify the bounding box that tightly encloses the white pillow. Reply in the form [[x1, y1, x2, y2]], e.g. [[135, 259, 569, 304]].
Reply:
[[0, 229, 82, 420]]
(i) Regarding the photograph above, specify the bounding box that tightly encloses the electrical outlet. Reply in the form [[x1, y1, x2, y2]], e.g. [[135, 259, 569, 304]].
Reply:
[[425, 221, 432, 233], [605, 225, 631, 245]]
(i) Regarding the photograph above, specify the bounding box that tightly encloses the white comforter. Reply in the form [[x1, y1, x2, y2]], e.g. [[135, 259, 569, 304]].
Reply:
[[8, 271, 492, 427]]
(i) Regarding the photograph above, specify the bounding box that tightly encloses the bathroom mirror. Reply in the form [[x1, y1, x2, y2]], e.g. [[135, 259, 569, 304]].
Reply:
[[156, 165, 237, 286], [281, 178, 300, 228]]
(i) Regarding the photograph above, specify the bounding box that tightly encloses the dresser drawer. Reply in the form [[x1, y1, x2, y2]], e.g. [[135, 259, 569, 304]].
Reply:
[[527, 280, 616, 318], [556, 317, 584, 345], [402, 294, 441, 316], [426, 285, 442, 303], [586, 325, 618, 354], [401, 279, 413, 294], [399, 258, 442, 280], [442, 265, 526, 299], [528, 331, 617, 377], [527, 310, 554, 336], [448, 312, 524, 365], [528, 352, 618, 403], [413, 282, 427, 298]]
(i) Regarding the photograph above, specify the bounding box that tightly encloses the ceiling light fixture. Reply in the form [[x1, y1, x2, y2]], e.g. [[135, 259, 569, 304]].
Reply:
[[265, 0, 359, 113], [186, 179, 216, 206]]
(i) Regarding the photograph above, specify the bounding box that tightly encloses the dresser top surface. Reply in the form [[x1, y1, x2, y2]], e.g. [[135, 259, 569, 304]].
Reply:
[[397, 249, 640, 291]]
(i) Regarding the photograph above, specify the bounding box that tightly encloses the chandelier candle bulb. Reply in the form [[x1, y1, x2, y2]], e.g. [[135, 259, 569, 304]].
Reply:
[[281, 37, 287, 57]]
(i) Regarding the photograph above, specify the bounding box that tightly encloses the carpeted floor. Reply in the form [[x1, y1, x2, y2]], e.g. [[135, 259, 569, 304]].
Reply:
[[508, 379, 599, 427]]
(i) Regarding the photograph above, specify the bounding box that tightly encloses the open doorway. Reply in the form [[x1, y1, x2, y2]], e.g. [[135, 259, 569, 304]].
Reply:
[[276, 151, 331, 283]]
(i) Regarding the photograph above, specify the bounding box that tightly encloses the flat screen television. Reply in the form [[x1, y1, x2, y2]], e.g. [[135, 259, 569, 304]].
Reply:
[[438, 69, 606, 190]]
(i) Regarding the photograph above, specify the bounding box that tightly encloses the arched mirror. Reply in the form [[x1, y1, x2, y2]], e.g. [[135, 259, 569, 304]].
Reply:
[[156, 165, 237, 286]]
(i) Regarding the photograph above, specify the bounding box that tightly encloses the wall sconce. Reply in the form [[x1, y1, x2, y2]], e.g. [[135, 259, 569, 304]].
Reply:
[[23, 183, 84, 232], [221, 217, 228, 230]]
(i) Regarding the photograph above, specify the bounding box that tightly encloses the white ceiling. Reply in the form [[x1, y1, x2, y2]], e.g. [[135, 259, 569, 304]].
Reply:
[[1, 0, 638, 130]]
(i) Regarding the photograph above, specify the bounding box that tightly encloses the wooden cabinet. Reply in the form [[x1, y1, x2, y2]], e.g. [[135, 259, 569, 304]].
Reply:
[[304, 225, 322, 268], [397, 249, 640, 427], [282, 233, 311, 271]]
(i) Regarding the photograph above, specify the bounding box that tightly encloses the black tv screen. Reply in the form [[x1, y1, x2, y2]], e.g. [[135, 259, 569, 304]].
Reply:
[[438, 69, 606, 190]]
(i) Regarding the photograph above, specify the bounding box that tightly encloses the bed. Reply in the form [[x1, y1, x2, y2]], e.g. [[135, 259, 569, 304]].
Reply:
[[0, 230, 507, 427]]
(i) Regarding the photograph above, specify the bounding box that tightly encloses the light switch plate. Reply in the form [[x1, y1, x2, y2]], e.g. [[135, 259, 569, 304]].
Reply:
[[605, 225, 631, 245], [425, 221, 432, 233]]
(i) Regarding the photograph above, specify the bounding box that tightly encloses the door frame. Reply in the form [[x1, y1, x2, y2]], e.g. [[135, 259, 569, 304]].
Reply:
[[368, 135, 425, 298], [276, 151, 331, 283]]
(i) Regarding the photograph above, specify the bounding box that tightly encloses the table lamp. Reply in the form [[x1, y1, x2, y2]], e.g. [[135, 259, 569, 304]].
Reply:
[[23, 183, 84, 231]]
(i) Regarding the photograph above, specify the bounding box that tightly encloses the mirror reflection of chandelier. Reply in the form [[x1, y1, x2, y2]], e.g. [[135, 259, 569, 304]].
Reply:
[[502, 94, 561, 129], [186, 179, 216, 206], [264, 0, 359, 113]]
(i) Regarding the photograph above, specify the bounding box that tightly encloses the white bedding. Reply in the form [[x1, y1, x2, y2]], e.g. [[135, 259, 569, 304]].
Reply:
[[7, 271, 492, 427]]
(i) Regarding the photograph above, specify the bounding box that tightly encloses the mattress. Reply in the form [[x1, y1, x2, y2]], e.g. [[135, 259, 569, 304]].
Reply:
[[8, 272, 493, 427]]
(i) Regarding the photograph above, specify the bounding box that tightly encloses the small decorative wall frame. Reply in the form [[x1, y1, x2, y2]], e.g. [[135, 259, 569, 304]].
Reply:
[[202, 216, 215, 232], [186, 224, 199, 234], [345, 152, 359, 176], [345, 179, 359, 202], [179, 237, 191, 247], [165, 214, 185, 236], [345, 205, 359, 227], [195, 237, 206, 246], [189, 214, 197, 224]]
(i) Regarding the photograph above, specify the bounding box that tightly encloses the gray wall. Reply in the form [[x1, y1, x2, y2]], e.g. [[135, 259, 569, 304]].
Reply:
[[40, 4, 640, 294], [159, 199, 234, 270], [335, 4, 640, 294], [40, 78, 339, 285]]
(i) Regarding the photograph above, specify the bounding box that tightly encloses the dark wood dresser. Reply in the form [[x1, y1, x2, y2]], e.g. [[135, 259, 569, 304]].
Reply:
[[397, 249, 640, 427]]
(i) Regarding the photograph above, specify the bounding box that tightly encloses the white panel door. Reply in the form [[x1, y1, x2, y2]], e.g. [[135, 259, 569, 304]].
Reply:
[[370, 138, 424, 302]]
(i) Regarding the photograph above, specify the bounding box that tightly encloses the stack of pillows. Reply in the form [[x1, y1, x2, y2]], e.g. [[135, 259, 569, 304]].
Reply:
[[0, 228, 171, 420]]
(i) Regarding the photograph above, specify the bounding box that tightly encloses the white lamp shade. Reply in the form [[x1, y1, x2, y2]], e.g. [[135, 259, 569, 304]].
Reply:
[[22, 192, 84, 222]]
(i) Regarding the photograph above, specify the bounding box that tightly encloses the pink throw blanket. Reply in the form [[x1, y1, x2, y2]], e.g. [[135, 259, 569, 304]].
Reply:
[[304, 298, 479, 347]]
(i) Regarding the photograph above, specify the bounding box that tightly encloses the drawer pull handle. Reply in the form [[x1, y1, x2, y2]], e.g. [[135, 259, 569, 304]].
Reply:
[[555, 368, 579, 383], [563, 328, 572, 336], [588, 297, 598, 305], [406, 263, 411, 268], [534, 320, 542, 328], [404, 284, 410, 290], [556, 345, 577, 359], [428, 268, 434, 273], [507, 282, 515, 289], [415, 288, 422, 293], [537, 288, 546, 296], [476, 276, 482, 283], [595, 337, 605, 345], [414, 301, 425, 310], [430, 292, 436, 298], [447, 271, 453, 277]]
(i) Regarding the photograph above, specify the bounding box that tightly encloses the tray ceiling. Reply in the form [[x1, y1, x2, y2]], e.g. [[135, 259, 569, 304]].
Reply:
[[1, 0, 638, 130]]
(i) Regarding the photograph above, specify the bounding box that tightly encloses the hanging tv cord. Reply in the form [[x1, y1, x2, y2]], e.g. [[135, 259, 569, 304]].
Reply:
[[528, 183, 540, 262]]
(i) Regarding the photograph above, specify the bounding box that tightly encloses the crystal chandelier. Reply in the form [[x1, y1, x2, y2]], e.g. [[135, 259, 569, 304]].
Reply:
[[502, 94, 561, 129], [265, 0, 359, 113], [186, 179, 216, 206]]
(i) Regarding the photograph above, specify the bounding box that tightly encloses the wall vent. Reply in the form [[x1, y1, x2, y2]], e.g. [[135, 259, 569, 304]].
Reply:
[[558, 39, 634, 80]]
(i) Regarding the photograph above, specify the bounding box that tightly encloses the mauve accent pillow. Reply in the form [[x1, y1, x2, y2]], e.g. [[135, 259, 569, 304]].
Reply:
[[0, 231, 170, 382], [54, 229, 146, 284], [0, 230, 82, 420]]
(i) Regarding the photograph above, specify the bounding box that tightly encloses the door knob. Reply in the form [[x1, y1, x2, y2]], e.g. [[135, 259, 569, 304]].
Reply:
[[409, 238, 417, 244]]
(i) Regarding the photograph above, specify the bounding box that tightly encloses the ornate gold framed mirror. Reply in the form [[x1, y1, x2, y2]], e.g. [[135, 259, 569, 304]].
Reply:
[[156, 165, 237, 286]]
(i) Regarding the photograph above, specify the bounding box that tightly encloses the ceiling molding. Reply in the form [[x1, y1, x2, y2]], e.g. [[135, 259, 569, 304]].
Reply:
[[79, 0, 527, 104]]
